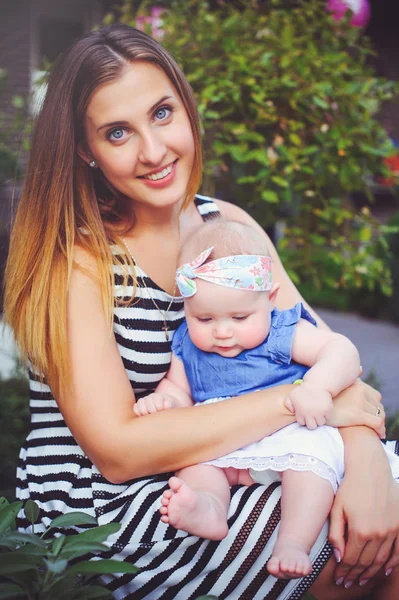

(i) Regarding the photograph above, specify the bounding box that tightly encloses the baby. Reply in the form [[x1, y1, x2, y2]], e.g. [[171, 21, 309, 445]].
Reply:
[[134, 219, 399, 580]]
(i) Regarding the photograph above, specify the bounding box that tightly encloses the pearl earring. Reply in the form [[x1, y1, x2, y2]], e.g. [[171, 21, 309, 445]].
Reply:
[[89, 160, 96, 168]]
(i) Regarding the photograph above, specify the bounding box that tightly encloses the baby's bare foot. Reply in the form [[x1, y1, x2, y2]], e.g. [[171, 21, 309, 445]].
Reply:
[[267, 537, 312, 579], [159, 476, 228, 540]]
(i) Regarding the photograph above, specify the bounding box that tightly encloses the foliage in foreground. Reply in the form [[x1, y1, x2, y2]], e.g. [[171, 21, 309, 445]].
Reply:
[[0, 374, 30, 501], [112, 0, 398, 298], [0, 498, 139, 599]]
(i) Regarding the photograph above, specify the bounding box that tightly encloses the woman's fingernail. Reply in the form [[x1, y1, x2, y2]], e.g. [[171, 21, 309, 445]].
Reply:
[[333, 548, 341, 563], [386, 568, 393, 576], [335, 577, 344, 585], [345, 581, 353, 589], [359, 579, 369, 587]]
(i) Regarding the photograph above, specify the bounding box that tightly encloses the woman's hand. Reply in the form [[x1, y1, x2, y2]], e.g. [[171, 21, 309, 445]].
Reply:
[[326, 379, 385, 438], [329, 444, 399, 588]]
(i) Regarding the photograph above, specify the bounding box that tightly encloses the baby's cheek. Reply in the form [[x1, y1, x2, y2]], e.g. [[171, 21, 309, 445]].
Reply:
[[245, 322, 268, 348], [189, 325, 209, 352]]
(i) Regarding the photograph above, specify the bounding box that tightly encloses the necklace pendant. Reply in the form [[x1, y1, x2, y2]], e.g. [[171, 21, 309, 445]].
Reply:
[[162, 322, 169, 341]]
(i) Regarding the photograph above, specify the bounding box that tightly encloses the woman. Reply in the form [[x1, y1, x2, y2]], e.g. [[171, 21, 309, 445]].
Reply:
[[4, 24, 399, 599]]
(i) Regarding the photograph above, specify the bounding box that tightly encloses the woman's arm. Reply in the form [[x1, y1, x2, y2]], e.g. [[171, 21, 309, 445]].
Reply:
[[330, 425, 399, 588]]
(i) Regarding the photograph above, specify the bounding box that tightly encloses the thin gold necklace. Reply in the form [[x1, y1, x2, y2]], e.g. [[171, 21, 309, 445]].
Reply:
[[121, 237, 177, 341]]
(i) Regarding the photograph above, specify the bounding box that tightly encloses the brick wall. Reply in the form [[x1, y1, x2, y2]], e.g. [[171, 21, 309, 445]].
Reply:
[[0, 0, 31, 121]]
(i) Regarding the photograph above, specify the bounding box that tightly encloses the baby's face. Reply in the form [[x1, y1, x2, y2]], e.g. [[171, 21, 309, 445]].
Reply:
[[184, 280, 272, 357]]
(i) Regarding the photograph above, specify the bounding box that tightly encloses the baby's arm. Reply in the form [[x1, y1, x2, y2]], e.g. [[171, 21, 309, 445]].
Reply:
[[133, 354, 193, 416], [286, 319, 361, 429]]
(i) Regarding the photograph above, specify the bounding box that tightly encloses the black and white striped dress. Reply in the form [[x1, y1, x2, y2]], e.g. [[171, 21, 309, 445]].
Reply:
[[17, 195, 396, 599]]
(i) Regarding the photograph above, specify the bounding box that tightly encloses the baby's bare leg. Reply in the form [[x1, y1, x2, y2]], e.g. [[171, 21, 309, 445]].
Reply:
[[160, 464, 230, 540], [267, 470, 335, 579]]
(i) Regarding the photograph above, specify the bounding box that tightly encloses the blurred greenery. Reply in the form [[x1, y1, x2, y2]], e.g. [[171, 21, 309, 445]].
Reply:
[[299, 208, 399, 322], [111, 0, 399, 299], [0, 69, 25, 186], [0, 372, 30, 500]]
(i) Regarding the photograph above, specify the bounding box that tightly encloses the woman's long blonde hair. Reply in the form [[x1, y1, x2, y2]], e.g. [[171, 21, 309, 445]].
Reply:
[[3, 24, 202, 396]]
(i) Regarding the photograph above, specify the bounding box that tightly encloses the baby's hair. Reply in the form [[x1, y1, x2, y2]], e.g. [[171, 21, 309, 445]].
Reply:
[[179, 219, 270, 265]]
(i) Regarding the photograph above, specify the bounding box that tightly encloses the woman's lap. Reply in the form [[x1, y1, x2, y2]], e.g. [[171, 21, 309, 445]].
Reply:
[[99, 482, 331, 599]]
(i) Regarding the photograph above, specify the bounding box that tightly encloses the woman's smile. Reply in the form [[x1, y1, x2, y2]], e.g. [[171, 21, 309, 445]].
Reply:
[[138, 159, 178, 187]]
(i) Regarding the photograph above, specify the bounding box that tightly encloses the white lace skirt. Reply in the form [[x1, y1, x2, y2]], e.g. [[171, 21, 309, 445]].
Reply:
[[200, 397, 399, 493]]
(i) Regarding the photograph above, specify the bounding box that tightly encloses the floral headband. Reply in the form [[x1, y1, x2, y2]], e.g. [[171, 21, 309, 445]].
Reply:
[[176, 246, 272, 298]]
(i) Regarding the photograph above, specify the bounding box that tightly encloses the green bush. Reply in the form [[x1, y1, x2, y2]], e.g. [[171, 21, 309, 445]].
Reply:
[[112, 0, 398, 297], [0, 498, 138, 599], [0, 375, 30, 500]]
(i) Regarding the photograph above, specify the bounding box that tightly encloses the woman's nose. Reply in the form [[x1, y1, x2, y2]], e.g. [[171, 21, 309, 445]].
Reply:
[[138, 129, 167, 165]]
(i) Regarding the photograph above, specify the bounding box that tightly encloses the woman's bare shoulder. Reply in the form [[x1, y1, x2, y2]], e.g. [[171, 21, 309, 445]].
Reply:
[[72, 244, 98, 273], [212, 199, 266, 235]]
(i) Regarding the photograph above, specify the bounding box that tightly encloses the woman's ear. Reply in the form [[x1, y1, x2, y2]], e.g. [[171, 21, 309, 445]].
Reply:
[[269, 282, 280, 309], [77, 142, 93, 167]]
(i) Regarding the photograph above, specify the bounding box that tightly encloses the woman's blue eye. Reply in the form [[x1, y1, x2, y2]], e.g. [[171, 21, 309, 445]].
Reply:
[[108, 128, 125, 141], [154, 106, 171, 121]]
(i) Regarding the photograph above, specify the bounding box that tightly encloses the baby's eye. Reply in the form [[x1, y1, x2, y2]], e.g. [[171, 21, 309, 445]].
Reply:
[[107, 127, 127, 142], [153, 105, 172, 122], [233, 315, 248, 321], [197, 317, 212, 323]]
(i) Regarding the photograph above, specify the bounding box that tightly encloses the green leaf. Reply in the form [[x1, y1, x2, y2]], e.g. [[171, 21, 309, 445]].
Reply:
[[312, 96, 329, 109], [260, 52, 273, 66], [44, 557, 68, 574], [282, 23, 293, 46], [359, 227, 372, 242], [0, 498, 9, 511], [52, 534, 66, 555], [204, 110, 220, 120], [60, 541, 110, 561], [0, 583, 26, 599], [68, 559, 139, 576], [0, 553, 43, 574], [229, 146, 248, 162], [271, 175, 289, 188], [11, 96, 24, 109], [0, 502, 23, 534], [47, 511, 98, 531], [261, 190, 279, 203], [0, 531, 47, 548], [289, 133, 302, 146], [301, 146, 319, 155], [24, 499, 40, 525], [68, 587, 113, 600], [62, 523, 120, 546]]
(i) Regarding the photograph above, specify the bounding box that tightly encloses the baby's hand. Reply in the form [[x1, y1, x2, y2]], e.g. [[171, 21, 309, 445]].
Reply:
[[133, 392, 176, 417], [285, 382, 333, 429]]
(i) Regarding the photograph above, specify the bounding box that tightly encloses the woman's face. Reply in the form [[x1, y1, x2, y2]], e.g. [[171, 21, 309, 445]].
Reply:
[[80, 62, 195, 212]]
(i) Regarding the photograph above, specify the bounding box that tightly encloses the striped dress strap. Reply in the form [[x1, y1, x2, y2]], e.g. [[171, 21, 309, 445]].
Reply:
[[194, 194, 221, 221]]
